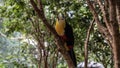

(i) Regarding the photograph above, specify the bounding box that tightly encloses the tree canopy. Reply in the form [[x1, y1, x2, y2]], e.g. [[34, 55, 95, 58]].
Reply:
[[0, 0, 119, 68]]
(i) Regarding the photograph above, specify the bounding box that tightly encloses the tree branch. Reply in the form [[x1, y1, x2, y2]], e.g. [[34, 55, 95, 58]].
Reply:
[[86, 0, 112, 45], [37, 0, 44, 14], [104, 0, 109, 9], [84, 18, 95, 68], [30, 0, 75, 67], [108, 0, 117, 23], [116, 0, 120, 25], [30, 17, 45, 49], [97, 0, 112, 35], [30, 0, 58, 38]]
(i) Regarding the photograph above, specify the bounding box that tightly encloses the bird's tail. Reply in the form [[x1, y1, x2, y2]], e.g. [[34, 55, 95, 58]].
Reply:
[[68, 49, 77, 67]]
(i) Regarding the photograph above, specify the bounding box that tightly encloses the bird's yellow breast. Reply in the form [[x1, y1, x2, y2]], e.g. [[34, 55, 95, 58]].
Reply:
[[55, 19, 66, 36]]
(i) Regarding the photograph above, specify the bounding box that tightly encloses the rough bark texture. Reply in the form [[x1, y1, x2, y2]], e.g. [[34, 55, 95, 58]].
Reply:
[[30, 0, 75, 68], [109, 0, 120, 68], [86, 0, 120, 68], [116, 0, 120, 25]]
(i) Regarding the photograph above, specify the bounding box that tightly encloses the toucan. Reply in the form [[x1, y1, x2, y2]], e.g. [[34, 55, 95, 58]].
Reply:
[[55, 14, 77, 67]]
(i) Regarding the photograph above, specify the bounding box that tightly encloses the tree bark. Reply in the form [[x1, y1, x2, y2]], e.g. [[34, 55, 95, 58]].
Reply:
[[109, 0, 120, 67], [116, 0, 120, 25]]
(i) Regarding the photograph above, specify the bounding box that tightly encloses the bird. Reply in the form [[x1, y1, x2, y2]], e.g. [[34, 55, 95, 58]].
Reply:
[[55, 13, 77, 67]]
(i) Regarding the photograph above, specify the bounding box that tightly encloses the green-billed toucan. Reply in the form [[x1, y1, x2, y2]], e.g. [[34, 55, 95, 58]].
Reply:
[[55, 14, 77, 67]]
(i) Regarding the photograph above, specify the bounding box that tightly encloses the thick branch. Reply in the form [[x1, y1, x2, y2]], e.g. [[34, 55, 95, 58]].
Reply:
[[97, 0, 112, 35], [30, 0, 58, 38], [37, 0, 43, 9], [30, 0, 75, 67]]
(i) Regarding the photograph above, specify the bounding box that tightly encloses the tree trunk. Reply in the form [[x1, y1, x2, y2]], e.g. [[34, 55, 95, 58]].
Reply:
[[112, 34, 120, 68], [86, 0, 120, 68], [116, 0, 120, 25], [109, 0, 120, 67], [111, 20, 120, 68], [110, 13, 120, 68]]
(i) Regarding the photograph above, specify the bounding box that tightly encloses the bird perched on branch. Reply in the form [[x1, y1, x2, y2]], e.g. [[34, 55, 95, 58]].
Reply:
[[55, 13, 77, 67]]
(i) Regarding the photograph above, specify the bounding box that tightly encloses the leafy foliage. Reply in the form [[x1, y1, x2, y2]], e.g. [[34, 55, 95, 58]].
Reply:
[[0, 0, 113, 68]]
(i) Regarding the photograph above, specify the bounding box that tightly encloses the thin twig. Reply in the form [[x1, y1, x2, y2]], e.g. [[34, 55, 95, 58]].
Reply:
[[84, 19, 95, 68]]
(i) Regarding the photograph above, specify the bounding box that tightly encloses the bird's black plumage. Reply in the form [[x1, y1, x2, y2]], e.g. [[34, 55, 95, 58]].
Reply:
[[64, 22, 74, 46], [64, 22, 77, 67]]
